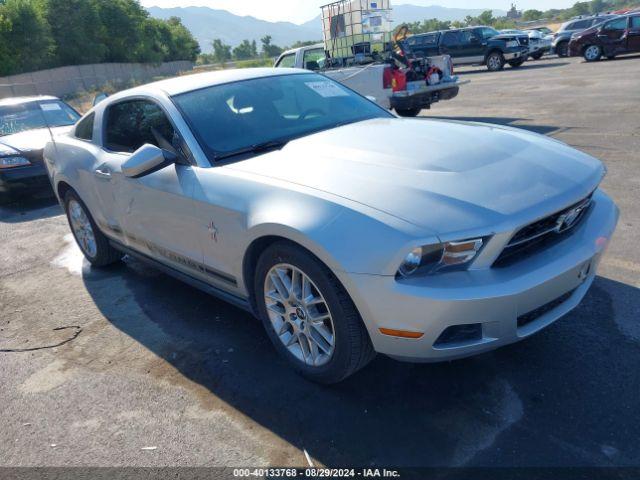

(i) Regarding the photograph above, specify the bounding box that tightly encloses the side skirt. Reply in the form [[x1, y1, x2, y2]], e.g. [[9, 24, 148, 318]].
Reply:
[[109, 239, 255, 316]]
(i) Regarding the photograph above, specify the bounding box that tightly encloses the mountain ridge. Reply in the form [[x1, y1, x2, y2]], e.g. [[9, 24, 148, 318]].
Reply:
[[147, 4, 506, 53]]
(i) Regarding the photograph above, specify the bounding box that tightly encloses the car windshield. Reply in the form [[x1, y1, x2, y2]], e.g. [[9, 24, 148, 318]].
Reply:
[[0, 100, 80, 136], [172, 72, 391, 162]]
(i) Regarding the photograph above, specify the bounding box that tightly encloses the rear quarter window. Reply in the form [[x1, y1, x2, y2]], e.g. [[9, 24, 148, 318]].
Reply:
[[75, 113, 94, 141]]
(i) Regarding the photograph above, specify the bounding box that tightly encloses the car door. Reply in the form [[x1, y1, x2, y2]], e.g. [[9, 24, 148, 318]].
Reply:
[[440, 31, 462, 63], [627, 16, 640, 52], [96, 98, 205, 279], [597, 17, 630, 53], [457, 29, 485, 64]]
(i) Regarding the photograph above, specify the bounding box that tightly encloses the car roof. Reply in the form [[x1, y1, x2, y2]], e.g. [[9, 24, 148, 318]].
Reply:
[[0, 95, 60, 107], [119, 68, 310, 98], [280, 43, 324, 56]]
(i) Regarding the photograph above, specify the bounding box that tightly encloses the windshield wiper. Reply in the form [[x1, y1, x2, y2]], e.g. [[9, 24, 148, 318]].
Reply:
[[215, 139, 289, 162]]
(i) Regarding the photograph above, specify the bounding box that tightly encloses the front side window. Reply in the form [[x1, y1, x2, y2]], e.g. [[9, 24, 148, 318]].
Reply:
[[75, 113, 95, 141], [631, 16, 640, 28], [104, 100, 175, 153], [481, 27, 499, 39], [459, 30, 480, 45], [172, 73, 391, 161], [0, 100, 79, 136], [276, 54, 296, 68], [603, 17, 628, 31]]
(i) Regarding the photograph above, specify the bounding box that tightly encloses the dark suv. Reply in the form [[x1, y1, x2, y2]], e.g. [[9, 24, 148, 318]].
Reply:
[[405, 26, 530, 71], [552, 14, 617, 57], [569, 14, 640, 61]]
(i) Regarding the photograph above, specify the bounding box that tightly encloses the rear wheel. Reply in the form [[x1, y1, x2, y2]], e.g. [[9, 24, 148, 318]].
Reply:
[[486, 51, 505, 71], [395, 107, 421, 117], [64, 190, 122, 267], [583, 45, 602, 62], [255, 241, 375, 384], [556, 41, 569, 57]]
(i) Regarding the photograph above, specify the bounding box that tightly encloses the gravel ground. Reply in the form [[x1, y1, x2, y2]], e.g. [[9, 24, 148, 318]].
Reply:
[[1, 55, 639, 470]]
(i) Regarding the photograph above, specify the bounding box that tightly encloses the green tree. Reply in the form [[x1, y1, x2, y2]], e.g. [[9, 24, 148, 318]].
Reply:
[[233, 39, 257, 60], [0, 0, 54, 75], [522, 9, 544, 21], [94, 0, 146, 62], [164, 16, 200, 61], [589, 0, 607, 14], [211, 38, 231, 63], [261, 35, 283, 57], [46, 0, 106, 66]]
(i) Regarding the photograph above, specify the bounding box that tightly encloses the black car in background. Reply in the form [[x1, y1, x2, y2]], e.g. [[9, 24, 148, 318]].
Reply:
[[552, 14, 618, 56], [405, 26, 530, 71], [0, 96, 80, 198]]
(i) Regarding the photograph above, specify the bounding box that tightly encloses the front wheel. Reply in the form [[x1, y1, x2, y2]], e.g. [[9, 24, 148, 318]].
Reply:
[[64, 190, 122, 267], [556, 41, 569, 57], [486, 52, 505, 71], [508, 58, 525, 68], [255, 241, 375, 384], [583, 45, 602, 62], [530, 52, 544, 60], [395, 107, 421, 117]]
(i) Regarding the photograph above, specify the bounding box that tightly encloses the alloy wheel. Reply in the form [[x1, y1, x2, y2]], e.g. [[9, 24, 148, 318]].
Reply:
[[264, 263, 335, 366], [68, 199, 97, 258], [585, 45, 601, 61]]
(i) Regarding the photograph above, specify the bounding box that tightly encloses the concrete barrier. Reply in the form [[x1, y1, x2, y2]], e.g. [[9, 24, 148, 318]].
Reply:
[[0, 61, 193, 99]]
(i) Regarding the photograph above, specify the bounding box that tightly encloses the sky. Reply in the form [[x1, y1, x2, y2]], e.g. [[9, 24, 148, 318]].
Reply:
[[140, 0, 579, 24]]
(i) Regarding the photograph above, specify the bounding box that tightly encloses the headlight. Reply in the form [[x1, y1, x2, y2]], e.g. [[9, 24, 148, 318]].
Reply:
[[397, 238, 486, 278], [0, 156, 31, 169], [506, 40, 519, 48]]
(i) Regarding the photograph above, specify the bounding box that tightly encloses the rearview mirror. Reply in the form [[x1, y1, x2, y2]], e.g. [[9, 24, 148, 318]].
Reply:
[[122, 144, 174, 178]]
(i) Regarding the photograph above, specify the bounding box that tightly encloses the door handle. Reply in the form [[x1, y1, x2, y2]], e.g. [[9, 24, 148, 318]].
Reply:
[[94, 168, 111, 179]]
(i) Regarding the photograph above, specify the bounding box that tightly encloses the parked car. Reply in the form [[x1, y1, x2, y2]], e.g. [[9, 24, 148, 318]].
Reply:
[[275, 43, 464, 118], [44, 69, 618, 383], [500, 29, 550, 59], [0, 96, 80, 197], [569, 13, 640, 61], [552, 14, 617, 57], [406, 26, 530, 71]]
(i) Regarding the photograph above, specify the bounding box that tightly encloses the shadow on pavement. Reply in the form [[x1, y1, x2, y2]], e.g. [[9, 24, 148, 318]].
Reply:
[[0, 190, 61, 223], [457, 62, 571, 76], [81, 256, 640, 467]]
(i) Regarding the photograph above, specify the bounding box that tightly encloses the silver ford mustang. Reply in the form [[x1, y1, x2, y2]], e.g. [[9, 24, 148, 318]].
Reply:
[[44, 68, 618, 383]]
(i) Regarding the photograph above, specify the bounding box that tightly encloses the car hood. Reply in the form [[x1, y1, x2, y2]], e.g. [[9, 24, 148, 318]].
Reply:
[[228, 118, 604, 237], [0, 126, 72, 154]]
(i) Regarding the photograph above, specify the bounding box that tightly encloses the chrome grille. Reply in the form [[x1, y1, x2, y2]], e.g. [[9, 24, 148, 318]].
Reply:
[[493, 193, 593, 268]]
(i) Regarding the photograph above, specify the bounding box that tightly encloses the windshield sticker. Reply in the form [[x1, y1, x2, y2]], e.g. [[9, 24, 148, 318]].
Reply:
[[305, 81, 349, 98], [40, 103, 62, 111]]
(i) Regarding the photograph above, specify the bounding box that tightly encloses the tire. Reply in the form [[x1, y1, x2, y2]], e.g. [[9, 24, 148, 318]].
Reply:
[[254, 241, 375, 384], [508, 58, 525, 68], [63, 190, 122, 267], [556, 41, 569, 57], [395, 107, 421, 117], [530, 52, 544, 60], [583, 45, 602, 62], [486, 51, 505, 71]]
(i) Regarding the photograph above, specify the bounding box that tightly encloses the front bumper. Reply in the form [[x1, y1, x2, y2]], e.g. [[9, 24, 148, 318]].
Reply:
[[341, 189, 619, 362], [0, 163, 50, 193], [503, 48, 529, 61]]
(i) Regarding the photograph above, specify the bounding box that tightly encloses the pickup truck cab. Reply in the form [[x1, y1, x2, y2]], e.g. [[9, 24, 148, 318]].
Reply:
[[405, 26, 530, 71], [275, 44, 465, 117]]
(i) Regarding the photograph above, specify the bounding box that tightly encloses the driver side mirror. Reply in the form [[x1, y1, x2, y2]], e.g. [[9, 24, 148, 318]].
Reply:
[[122, 144, 176, 178]]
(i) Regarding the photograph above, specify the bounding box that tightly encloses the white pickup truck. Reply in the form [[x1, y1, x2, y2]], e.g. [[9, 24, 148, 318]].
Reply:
[[275, 43, 466, 117]]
